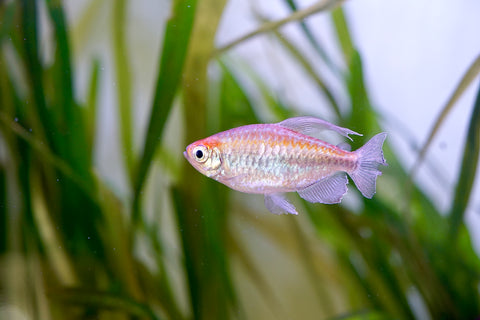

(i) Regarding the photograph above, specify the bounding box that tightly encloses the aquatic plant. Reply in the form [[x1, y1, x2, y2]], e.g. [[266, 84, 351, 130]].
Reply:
[[0, 0, 479, 319]]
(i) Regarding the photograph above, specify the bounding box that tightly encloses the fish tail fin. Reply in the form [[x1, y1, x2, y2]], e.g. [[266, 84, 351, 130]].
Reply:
[[350, 133, 388, 198]]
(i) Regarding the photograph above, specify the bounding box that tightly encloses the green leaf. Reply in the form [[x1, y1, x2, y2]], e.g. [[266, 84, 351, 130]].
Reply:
[[283, 0, 341, 77], [215, 0, 346, 55], [48, 287, 160, 319], [20, 0, 56, 147], [218, 62, 259, 129], [113, 0, 134, 184], [345, 50, 380, 145], [85, 60, 100, 162], [449, 80, 480, 239], [331, 7, 354, 66], [0, 113, 98, 203], [133, 0, 198, 222], [411, 54, 480, 175], [273, 30, 341, 117], [0, 1, 16, 42], [0, 168, 6, 253], [45, 0, 79, 161]]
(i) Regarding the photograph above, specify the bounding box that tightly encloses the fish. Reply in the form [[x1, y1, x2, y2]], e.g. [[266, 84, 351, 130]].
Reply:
[[183, 116, 387, 215]]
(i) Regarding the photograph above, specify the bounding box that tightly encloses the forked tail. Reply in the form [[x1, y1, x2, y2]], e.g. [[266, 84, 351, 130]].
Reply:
[[350, 133, 388, 198]]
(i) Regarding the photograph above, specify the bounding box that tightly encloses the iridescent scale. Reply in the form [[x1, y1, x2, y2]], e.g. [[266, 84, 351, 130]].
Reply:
[[213, 124, 357, 194]]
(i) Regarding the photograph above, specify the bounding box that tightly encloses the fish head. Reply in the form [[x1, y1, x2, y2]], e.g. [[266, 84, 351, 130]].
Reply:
[[184, 138, 222, 178]]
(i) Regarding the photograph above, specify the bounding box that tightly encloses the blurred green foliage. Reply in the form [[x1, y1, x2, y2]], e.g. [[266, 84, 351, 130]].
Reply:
[[0, 0, 480, 319]]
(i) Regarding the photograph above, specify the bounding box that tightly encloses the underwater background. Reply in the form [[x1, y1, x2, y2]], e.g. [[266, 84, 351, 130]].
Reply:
[[1, 0, 480, 319]]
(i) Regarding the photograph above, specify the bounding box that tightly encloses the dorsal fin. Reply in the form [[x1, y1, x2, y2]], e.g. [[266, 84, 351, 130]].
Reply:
[[277, 116, 362, 141]]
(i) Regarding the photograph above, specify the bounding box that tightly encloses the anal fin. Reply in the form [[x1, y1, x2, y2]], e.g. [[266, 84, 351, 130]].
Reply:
[[264, 193, 298, 215], [298, 173, 348, 204]]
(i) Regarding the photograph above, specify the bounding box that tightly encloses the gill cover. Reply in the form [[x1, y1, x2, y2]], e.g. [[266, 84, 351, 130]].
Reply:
[[192, 145, 222, 177]]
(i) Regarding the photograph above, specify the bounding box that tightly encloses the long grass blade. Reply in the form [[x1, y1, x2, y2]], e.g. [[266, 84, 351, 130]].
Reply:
[[228, 231, 284, 319], [331, 7, 354, 65], [0, 112, 99, 205], [113, 0, 134, 184], [43, 0, 106, 262], [215, 0, 347, 56], [85, 60, 100, 161], [45, 0, 88, 170], [19, 0, 55, 147], [218, 61, 259, 129], [45, 0, 75, 121], [133, 0, 198, 222], [331, 8, 379, 138], [411, 54, 480, 176], [272, 30, 341, 117], [289, 217, 335, 315], [177, 1, 241, 317], [48, 287, 160, 319], [0, 169, 5, 254], [448, 80, 480, 239], [283, 0, 340, 77], [0, 1, 16, 41], [235, 61, 294, 120]]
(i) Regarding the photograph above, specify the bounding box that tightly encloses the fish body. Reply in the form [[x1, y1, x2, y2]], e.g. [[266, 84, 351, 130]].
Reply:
[[184, 117, 387, 215]]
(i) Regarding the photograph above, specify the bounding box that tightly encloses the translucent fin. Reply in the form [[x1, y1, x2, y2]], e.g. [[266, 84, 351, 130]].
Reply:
[[277, 116, 362, 141], [264, 193, 298, 215], [351, 133, 388, 198], [297, 173, 348, 204], [337, 142, 351, 151]]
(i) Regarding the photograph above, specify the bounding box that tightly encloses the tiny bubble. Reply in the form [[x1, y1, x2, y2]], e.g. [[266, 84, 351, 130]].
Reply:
[[87, 236, 91, 240], [56, 178, 60, 182], [14, 117, 18, 122], [113, 247, 116, 251], [29, 128, 33, 132], [187, 5, 191, 7]]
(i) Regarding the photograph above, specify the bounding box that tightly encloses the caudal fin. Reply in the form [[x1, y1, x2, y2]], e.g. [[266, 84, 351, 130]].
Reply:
[[350, 133, 387, 198]]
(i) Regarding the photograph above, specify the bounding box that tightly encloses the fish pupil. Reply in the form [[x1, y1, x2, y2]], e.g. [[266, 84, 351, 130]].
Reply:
[[195, 150, 204, 159]]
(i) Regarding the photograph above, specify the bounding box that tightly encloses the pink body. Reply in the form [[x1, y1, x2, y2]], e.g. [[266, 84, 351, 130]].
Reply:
[[208, 124, 357, 194]]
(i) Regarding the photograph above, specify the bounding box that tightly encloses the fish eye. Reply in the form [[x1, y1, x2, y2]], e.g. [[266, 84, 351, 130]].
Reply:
[[192, 146, 208, 163]]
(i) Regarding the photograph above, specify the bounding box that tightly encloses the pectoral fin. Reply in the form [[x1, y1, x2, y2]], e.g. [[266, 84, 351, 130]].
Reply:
[[277, 116, 362, 141], [298, 173, 348, 204], [264, 193, 298, 215]]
